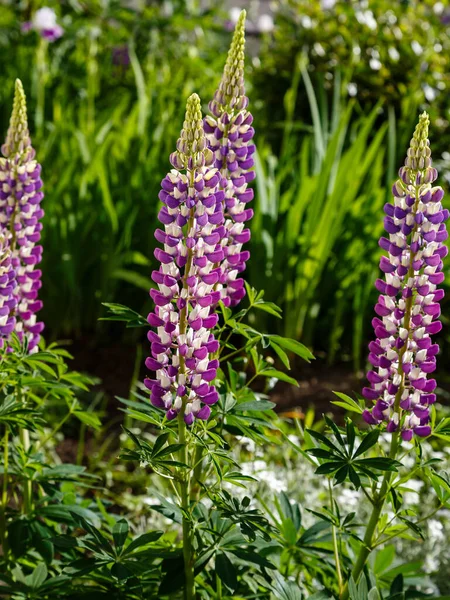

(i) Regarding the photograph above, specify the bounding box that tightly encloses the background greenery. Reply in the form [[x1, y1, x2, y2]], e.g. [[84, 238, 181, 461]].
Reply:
[[1, 0, 449, 373]]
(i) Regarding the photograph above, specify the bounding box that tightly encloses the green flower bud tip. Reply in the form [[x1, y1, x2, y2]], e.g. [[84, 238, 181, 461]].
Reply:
[[404, 112, 432, 173], [398, 112, 437, 186], [2, 79, 32, 159], [213, 10, 246, 111], [171, 93, 212, 169]]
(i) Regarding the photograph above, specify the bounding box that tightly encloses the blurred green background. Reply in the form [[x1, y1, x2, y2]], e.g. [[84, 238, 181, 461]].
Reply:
[[1, 0, 449, 390]]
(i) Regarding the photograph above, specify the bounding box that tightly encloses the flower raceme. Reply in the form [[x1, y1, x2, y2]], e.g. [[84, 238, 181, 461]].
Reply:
[[0, 80, 44, 352], [363, 113, 448, 440], [145, 94, 224, 425], [204, 10, 255, 308]]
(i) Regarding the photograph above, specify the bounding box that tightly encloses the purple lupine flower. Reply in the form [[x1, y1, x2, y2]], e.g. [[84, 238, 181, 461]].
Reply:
[[0, 80, 44, 353], [362, 112, 448, 441], [0, 235, 17, 345], [204, 10, 255, 308], [22, 7, 64, 42], [145, 93, 224, 425]]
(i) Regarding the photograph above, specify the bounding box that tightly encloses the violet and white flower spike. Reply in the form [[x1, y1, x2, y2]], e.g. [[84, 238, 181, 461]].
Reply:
[[0, 80, 44, 353], [363, 112, 448, 440], [204, 10, 255, 307], [145, 93, 224, 425]]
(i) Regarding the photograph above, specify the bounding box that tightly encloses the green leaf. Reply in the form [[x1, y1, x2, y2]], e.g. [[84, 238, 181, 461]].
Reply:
[[353, 429, 380, 458], [269, 335, 314, 362], [124, 531, 163, 555], [253, 301, 283, 318], [270, 341, 291, 369], [216, 553, 238, 591], [112, 519, 129, 552], [111, 562, 133, 581], [332, 392, 363, 414], [374, 545, 395, 575], [73, 410, 101, 429], [259, 369, 299, 387], [355, 458, 400, 472], [29, 563, 47, 589], [152, 432, 170, 457], [234, 400, 276, 412], [315, 461, 344, 475], [270, 571, 302, 600]]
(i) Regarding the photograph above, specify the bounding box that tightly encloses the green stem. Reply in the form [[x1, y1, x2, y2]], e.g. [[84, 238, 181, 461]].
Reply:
[[20, 427, 32, 514], [190, 444, 204, 503], [177, 198, 196, 600], [178, 414, 195, 600], [341, 433, 399, 600], [329, 479, 344, 596]]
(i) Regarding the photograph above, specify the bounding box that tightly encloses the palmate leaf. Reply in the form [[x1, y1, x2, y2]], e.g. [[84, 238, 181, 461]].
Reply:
[[0, 397, 41, 429], [307, 418, 401, 487]]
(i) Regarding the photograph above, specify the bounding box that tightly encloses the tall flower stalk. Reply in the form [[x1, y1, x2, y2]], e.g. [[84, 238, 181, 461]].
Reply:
[[204, 10, 255, 307], [0, 79, 45, 353], [0, 80, 45, 521], [342, 112, 447, 597], [146, 93, 226, 599]]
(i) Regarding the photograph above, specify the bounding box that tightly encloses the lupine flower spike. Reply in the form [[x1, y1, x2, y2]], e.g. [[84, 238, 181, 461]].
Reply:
[[0, 79, 44, 352], [145, 93, 225, 425], [363, 113, 448, 441], [204, 10, 255, 307]]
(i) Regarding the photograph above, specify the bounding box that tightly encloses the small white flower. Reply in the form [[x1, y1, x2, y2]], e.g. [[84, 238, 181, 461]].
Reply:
[[257, 14, 274, 33], [33, 7, 58, 31]]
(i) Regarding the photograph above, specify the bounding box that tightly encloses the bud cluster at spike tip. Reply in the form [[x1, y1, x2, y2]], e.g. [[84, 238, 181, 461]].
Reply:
[[0, 80, 44, 352], [145, 93, 224, 425], [362, 112, 448, 441], [204, 10, 255, 307]]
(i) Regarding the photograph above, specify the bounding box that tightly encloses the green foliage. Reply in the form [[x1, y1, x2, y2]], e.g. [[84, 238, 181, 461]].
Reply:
[[307, 418, 401, 487], [256, 0, 450, 153], [249, 78, 387, 365]]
